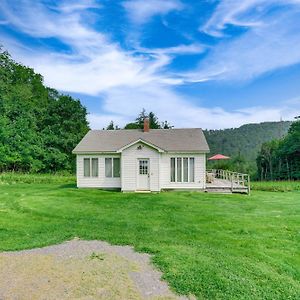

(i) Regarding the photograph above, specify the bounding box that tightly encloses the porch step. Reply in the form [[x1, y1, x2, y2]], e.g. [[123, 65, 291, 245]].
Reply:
[[205, 187, 248, 194], [205, 188, 232, 194], [135, 190, 152, 193]]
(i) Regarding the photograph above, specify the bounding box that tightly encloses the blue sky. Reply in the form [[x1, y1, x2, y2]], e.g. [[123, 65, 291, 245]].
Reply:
[[1, 0, 300, 129]]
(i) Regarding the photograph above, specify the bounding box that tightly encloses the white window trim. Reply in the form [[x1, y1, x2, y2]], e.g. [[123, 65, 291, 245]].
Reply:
[[105, 157, 121, 178], [83, 157, 99, 178], [170, 157, 195, 183]]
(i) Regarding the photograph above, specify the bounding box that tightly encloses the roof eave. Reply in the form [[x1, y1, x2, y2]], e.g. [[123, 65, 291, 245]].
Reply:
[[72, 150, 119, 155], [166, 150, 210, 153]]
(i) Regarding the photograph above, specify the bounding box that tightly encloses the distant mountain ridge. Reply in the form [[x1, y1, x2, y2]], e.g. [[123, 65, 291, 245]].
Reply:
[[203, 121, 292, 161]]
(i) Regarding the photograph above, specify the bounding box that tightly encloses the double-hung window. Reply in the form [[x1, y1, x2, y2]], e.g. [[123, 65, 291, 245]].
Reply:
[[105, 158, 120, 178], [84, 158, 98, 177], [170, 157, 195, 183]]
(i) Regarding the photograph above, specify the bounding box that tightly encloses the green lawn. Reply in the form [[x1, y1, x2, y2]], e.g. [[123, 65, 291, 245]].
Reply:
[[0, 179, 299, 299], [252, 180, 300, 192]]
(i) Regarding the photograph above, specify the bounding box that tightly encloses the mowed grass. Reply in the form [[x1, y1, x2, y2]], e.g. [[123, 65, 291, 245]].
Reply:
[[0, 179, 299, 299]]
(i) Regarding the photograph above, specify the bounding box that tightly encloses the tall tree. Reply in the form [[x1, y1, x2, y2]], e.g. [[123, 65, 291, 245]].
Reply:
[[0, 48, 89, 173], [125, 109, 172, 129], [135, 108, 148, 128], [256, 120, 300, 180], [106, 121, 115, 130]]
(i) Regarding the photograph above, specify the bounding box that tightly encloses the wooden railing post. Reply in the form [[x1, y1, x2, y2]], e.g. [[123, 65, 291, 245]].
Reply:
[[247, 175, 251, 195], [213, 169, 250, 194]]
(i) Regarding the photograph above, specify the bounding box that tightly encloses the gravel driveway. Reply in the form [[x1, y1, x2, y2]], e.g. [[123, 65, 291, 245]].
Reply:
[[0, 240, 190, 300]]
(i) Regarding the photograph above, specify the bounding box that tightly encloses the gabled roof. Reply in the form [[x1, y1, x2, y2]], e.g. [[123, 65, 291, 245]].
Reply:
[[117, 138, 165, 153], [72, 128, 210, 154]]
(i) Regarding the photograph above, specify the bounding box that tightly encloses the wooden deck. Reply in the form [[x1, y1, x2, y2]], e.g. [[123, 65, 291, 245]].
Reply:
[[206, 169, 250, 194]]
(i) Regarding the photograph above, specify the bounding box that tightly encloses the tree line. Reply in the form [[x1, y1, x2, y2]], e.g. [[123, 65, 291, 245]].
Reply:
[[107, 112, 296, 179], [105, 109, 172, 130], [0, 48, 89, 173], [256, 119, 300, 180], [1, 48, 297, 179]]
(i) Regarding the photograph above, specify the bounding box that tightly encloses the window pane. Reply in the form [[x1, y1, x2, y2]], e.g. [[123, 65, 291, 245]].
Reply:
[[84, 158, 90, 177], [170, 158, 175, 182], [113, 158, 120, 177], [139, 161, 143, 174], [139, 160, 148, 175], [189, 158, 195, 182], [177, 158, 182, 182], [183, 158, 189, 182], [91, 158, 98, 177], [105, 158, 112, 177]]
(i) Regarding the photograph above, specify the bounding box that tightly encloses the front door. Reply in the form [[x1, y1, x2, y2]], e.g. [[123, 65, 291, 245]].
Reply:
[[137, 159, 150, 190]]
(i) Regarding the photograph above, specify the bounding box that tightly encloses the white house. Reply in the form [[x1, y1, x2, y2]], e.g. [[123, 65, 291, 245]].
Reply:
[[72, 119, 210, 192]]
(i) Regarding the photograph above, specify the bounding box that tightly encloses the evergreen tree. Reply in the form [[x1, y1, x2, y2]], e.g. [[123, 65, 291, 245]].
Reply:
[[106, 121, 115, 130], [125, 109, 172, 129]]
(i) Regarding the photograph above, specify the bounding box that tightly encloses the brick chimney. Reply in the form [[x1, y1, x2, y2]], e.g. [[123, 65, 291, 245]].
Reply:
[[144, 117, 150, 132]]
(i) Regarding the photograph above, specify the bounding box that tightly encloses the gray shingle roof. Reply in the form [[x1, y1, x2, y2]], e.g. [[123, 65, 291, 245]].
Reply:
[[73, 128, 210, 153]]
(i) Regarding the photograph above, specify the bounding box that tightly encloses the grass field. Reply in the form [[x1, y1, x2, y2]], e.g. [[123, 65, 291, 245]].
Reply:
[[0, 176, 299, 299], [252, 180, 300, 192]]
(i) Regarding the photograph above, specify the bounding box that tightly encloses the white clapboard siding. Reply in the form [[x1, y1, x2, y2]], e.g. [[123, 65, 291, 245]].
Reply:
[[76, 154, 121, 188], [160, 153, 206, 190], [121, 142, 160, 192], [76, 150, 206, 191]]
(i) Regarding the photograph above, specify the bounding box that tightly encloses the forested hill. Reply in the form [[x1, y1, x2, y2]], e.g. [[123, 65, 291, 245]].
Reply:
[[204, 121, 292, 161], [0, 49, 89, 172]]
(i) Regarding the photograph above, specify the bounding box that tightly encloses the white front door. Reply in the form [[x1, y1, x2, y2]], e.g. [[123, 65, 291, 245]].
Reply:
[[137, 159, 150, 190]]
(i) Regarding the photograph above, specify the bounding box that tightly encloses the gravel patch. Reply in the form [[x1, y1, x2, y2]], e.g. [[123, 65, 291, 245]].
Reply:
[[0, 240, 191, 300]]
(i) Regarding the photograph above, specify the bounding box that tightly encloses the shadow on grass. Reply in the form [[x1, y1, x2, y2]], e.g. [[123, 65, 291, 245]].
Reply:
[[58, 184, 122, 193], [59, 184, 77, 189]]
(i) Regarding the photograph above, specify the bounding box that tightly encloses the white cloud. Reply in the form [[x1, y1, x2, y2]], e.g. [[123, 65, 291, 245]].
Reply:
[[0, 0, 176, 95], [201, 0, 300, 37], [123, 0, 183, 24], [56, 0, 101, 14], [201, 0, 268, 37], [188, 0, 300, 82], [136, 43, 205, 56], [0, 0, 100, 41], [88, 83, 298, 130], [1, 0, 299, 130]]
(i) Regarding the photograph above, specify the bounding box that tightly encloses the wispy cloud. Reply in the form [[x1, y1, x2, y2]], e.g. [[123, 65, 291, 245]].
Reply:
[[189, 0, 300, 82], [201, 0, 268, 37], [136, 43, 205, 56], [123, 0, 183, 24], [57, 0, 101, 14], [0, 0, 299, 129], [0, 0, 172, 94], [90, 82, 299, 129], [201, 0, 300, 37]]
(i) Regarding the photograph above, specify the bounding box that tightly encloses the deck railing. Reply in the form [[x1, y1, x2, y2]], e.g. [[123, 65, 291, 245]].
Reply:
[[207, 169, 251, 194]]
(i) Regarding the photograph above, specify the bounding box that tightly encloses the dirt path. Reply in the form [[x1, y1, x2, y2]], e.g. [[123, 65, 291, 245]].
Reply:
[[0, 240, 190, 300]]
